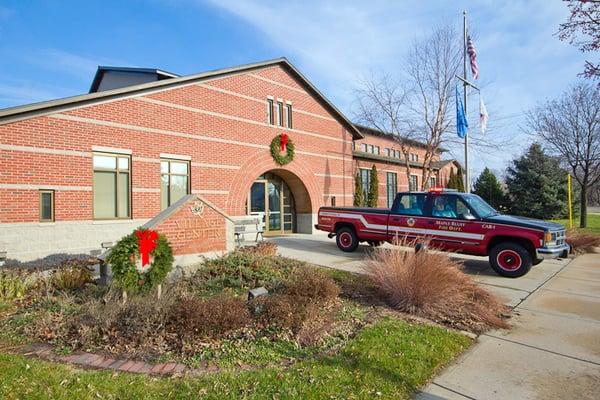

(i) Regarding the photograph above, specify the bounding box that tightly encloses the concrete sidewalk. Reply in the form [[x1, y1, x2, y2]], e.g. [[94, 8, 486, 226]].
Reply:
[[417, 253, 600, 400]]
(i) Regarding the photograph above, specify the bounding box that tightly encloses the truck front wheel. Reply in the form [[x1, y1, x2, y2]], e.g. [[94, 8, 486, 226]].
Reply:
[[489, 242, 532, 278], [336, 227, 359, 252]]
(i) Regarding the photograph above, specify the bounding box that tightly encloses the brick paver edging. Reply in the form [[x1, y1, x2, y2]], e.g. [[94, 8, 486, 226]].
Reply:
[[23, 344, 187, 376]]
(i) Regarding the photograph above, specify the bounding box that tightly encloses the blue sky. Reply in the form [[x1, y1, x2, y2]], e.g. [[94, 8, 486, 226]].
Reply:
[[0, 0, 587, 177]]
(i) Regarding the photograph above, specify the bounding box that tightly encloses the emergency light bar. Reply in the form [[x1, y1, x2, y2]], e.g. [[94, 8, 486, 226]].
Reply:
[[429, 188, 458, 193]]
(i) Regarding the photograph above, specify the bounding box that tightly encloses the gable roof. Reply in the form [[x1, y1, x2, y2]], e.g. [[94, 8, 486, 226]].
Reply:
[[0, 57, 363, 139], [89, 66, 179, 93]]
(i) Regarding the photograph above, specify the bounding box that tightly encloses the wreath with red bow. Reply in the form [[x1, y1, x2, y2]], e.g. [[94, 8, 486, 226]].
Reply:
[[270, 133, 295, 165], [106, 228, 174, 293]]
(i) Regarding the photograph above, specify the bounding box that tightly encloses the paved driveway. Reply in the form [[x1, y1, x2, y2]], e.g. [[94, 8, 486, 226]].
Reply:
[[259, 234, 600, 399]]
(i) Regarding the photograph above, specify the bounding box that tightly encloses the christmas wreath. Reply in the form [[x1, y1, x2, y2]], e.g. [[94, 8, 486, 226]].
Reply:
[[106, 228, 174, 293], [270, 133, 295, 165]]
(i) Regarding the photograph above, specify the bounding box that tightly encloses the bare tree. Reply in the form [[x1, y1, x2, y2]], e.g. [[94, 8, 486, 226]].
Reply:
[[354, 73, 416, 184], [558, 0, 600, 80], [355, 24, 461, 189], [406, 24, 462, 189], [525, 82, 600, 227]]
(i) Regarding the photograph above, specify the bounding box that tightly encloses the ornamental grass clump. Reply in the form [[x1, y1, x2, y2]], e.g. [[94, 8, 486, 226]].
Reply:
[[364, 247, 509, 333], [566, 229, 600, 254]]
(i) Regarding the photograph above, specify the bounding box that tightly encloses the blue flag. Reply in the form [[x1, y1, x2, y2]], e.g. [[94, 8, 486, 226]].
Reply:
[[456, 86, 468, 139]]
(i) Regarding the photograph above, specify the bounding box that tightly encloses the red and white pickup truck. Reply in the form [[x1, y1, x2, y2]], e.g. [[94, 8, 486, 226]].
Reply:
[[315, 189, 570, 277]]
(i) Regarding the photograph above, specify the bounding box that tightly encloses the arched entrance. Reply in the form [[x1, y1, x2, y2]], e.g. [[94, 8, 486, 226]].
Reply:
[[246, 170, 312, 235]]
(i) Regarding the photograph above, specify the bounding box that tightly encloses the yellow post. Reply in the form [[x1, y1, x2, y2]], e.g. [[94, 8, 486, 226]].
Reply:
[[567, 174, 573, 229]]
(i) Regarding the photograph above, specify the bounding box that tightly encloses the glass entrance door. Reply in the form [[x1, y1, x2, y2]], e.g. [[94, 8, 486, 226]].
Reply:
[[248, 173, 295, 235]]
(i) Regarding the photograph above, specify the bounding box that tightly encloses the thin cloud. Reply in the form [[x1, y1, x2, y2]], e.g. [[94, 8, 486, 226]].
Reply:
[[25, 48, 134, 81]]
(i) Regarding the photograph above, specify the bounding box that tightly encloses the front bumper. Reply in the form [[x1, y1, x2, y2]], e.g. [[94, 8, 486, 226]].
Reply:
[[536, 243, 570, 260]]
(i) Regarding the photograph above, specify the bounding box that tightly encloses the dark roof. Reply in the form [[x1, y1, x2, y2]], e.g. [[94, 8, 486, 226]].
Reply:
[[89, 66, 179, 93], [0, 57, 363, 139], [354, 123, 448, 153], [352, 151, 452, 170], [431, 159, 461, 169]]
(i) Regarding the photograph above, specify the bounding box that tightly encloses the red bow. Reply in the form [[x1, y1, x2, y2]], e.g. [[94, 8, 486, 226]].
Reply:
[[135, 230, 158, 267], [280, 134, 288, 152]]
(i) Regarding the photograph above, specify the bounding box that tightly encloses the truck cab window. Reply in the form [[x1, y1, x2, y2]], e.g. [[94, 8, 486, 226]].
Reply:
[[391, 194, 426, 215], [431, 195, 475, 219]]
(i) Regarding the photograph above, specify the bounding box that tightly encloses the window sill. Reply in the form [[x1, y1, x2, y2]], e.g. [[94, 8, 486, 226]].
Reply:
[[92, 219, 134, 225]]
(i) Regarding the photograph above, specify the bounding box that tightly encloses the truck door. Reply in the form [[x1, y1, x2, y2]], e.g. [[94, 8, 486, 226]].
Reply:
[[388, 193, 429, 244], [427, 194, 482, 252]]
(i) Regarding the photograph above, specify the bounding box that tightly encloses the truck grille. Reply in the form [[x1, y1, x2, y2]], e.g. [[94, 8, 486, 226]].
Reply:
[[551, 230, 566, 246]]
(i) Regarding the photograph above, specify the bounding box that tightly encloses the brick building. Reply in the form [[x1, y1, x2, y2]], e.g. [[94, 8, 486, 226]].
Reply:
[[0, 58, 457, 262]]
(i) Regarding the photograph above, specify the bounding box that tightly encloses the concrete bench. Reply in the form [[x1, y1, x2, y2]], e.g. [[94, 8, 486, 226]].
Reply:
[[233, 217, 264, 245]]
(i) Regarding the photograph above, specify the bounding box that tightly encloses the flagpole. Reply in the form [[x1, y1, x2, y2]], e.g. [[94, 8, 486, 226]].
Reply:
[[463, 10, 470, 193]]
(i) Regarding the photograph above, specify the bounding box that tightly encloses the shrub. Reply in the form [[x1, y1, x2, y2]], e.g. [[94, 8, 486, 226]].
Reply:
[[51, 265, 92, 291], [251, 294, 306, 332], [0, 272, 26, 300], [189, 250, 299, 295], [65, 289, 178, 357], [566, 229, 600, 254], [171, 294, 251, 338], [282, 268, 340, 302], [364, 247, 509, 333]]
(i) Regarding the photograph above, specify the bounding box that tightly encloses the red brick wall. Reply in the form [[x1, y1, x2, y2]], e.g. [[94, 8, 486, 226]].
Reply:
[[0, 64, 355, 223], [353, 133, 447, 208], [151, 197, 227, 255]]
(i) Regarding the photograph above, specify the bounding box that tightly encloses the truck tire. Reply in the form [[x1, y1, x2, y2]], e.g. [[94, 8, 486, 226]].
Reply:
[[532, 258, 544, 266], [336, 227, 359, 252], [489, 242, 532, 278]]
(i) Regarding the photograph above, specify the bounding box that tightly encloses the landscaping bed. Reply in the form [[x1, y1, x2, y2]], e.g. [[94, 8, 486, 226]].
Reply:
[[0, 242, 512, 398]]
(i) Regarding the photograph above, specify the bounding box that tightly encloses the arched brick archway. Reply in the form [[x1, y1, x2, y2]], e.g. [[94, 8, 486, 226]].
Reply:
[[227, 151, 321, 233]]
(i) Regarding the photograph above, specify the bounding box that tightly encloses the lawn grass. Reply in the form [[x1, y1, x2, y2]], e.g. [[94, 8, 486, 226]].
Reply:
[[552, 214, 600, 235], [0, 318, 471, 400]]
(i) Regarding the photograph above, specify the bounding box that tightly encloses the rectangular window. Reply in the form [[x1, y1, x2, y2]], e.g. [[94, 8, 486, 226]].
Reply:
[[385, 148, 390, 157], [161, 159, 190, 210], [386, 172, 397, 208], [93, 153, 131, 219], [331, 196, 336, 207], [277, 101, 284, 127], [369, 144, 374, 153], [361, 143, 368, 152], [286, 103, 293, 128], [352, 141, 356, 151], [360, 168, 370, 197], [374, 146, 380, 155], [409, 174, 419, 191], [39, 190, 54, 222], [267, 99, 274, 125], [429, 176, 436, 188]]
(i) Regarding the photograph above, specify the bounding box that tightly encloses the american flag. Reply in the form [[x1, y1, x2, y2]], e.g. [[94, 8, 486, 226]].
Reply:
[[467, 35, 479, 80]]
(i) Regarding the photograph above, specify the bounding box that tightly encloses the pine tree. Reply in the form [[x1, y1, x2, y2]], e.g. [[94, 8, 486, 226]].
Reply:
[[367, 165, 379, 207], [354, 172, 364, 207], [455, 167, 465, 192], [446, 169, 456, 189], [506, 143, 569, 219], [473, 167, 507, 210]]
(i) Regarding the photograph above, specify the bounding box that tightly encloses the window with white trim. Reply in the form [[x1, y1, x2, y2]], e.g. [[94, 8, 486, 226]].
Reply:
[[360, 168, 370, 197], [93, 153, 131, 219], [409, 174, 418, 191], [161, 159, 190, 210], [39, 190, 54, 222], [361, 143, 368, 152], [266, 99, 274, 125], [386, 172, 397, 208], [277, 101, 284, 127], [286, 103, 293, 128]]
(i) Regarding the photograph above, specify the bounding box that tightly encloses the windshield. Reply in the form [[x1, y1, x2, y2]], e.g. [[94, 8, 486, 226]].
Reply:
[[462, 194, 498, 218]]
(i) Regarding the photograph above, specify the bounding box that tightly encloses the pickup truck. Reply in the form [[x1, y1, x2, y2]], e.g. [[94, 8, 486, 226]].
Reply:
[[315, 189, 570, 277]]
